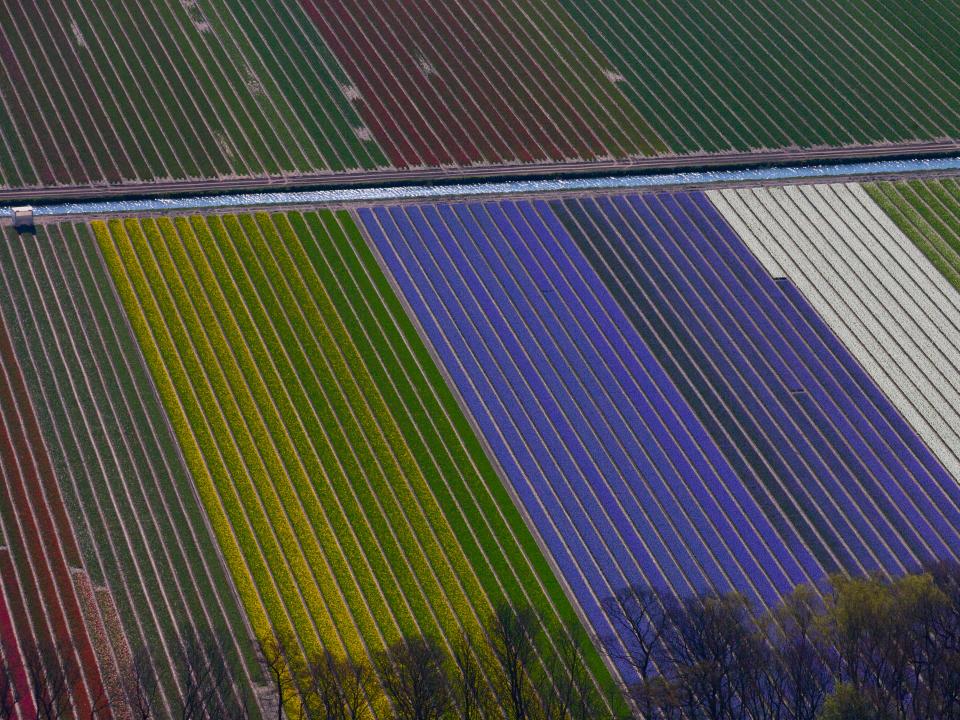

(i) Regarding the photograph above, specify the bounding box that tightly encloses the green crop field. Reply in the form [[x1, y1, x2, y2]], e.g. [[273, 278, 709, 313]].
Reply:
[[867, 179, 960, 292], [0, 0, 385, 189], [554, 0, 960, 154], [1, 0, 958, 194], [94, 209, 615, 703]]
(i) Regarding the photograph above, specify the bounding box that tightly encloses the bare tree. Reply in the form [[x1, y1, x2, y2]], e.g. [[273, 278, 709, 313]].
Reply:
[[608, 571, 960, 720], [221, 687, 253, 720], [924, 560, 960, 718], [764, 586, 828, 720], [601, 584, 665, 683], [376, 637, 451, 720], [87, 682, 114, 720], [659, 591, 760, 720], [22, 641, 78, 720], [300, 650, 376, 720], [448, 633, 490, 720], [257, 632, 297, 720], [123, 646, 160, 720], [0, 639, 21, 720], [601, 584, 668, 719], [631, 676, 682, 720], [174, 632, 245, 720], [538, 625, 604, 720], [488, 605, 538, 720]]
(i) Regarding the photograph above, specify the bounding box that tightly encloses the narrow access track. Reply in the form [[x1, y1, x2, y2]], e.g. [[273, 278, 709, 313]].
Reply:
[[1, 138, 959, 207]]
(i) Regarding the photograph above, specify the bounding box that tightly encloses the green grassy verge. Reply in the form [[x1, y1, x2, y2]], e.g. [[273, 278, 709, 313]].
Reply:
[[866, 180, 960, 291]]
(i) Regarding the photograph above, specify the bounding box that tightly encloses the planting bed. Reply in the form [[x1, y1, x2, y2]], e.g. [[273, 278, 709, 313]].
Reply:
[[0, 0, 385, 189], [0, 297, 112, 720], [0, 549, 34, 720], [867, 180, 960, 297], [1, 0, 958, 195], [5, 176, 960, 704], [4, 0, 960, 709], [95, 210, 615, 703], [714, 182, 960, 490], [560, 191, 960, 573], [297, 0, 665, 168], [360, 191, 960, 682], [0, 224, 260, 717], [560, 0, 960, 153]]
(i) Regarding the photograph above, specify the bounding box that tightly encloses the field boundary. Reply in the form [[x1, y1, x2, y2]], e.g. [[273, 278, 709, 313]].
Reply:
[[4, 152, 960, 225], [2, 140, 959, 206]]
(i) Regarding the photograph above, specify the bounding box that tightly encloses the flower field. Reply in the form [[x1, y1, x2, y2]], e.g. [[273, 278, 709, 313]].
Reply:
[[713, 182, 960, 494], [94, 209, 615, 703], [553, 190, 960, 575], [0, 0, 385, 189], [0, 224, 260, 717], [1, 0, 958, 195], [3, 178, 960, 710], [3, 0, 960, 713], [558, 0, 960, 154], [0, 290, 112, 720], [0, 549, 35, 720], [296, 0, 666, 168], [359, 191, 960, 682], [866, 180, 960, 295]]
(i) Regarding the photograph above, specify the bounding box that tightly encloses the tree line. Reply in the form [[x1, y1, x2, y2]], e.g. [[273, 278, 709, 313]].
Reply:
[[255, 603, 602, 720], [0, 631, 252, 720], [603, 559, 960, 720], [0, 604, 602, 720], [5, 560, 960, 719]]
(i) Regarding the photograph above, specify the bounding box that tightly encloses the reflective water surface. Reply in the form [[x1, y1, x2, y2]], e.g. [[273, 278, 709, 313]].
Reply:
[[8, 155, 960, 218]]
